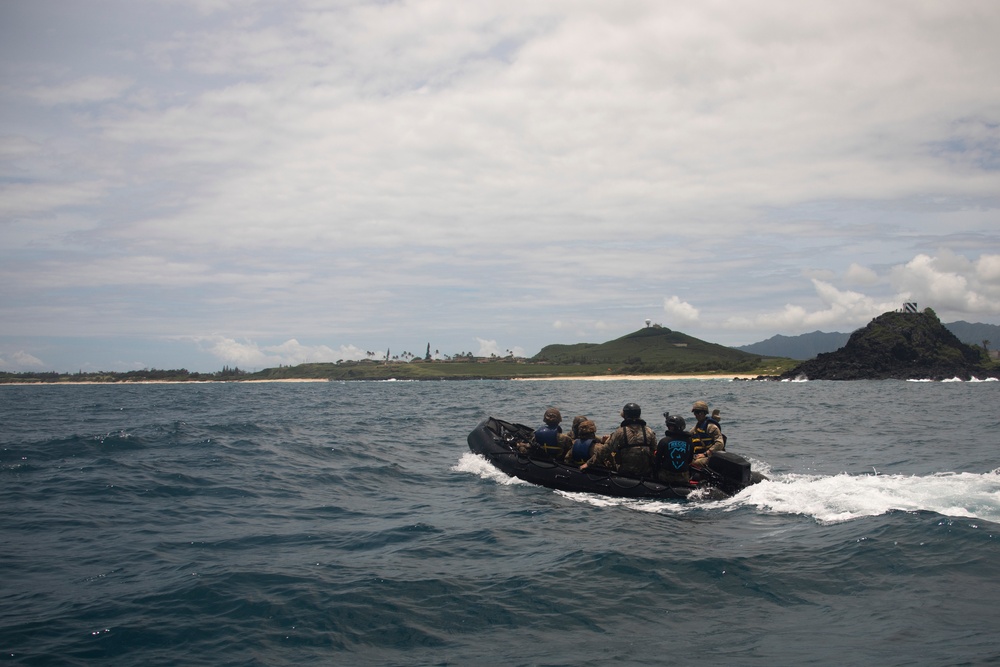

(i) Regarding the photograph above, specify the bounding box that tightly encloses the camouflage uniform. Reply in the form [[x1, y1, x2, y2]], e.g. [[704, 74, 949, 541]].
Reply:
[[606, 420, 656, 477], [564, 419, 602, 467], [531, 407, 573, 460], [690, 401, 725, 467]]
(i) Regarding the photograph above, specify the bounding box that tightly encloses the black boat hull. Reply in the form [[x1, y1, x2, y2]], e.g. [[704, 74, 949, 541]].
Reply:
[[468, 417, 761, 500]]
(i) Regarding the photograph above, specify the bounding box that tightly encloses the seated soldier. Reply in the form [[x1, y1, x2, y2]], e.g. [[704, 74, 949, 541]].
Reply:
[[564, 419, 603, 467], [532, 407, 573, 459], [690, 400, 726, 468], [602, 402, 656, 477], [569, 415, 589, 440], [653, 413, 694, 485]]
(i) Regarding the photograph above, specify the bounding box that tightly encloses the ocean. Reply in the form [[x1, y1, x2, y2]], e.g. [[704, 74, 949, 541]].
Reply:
[[2, 379, 999, 666]]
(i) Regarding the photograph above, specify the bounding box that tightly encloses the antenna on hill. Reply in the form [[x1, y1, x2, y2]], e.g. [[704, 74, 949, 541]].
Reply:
[[645, 319, 651, 328]]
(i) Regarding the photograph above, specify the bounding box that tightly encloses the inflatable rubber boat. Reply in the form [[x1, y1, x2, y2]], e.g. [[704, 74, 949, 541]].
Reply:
[[468, 416, 764, 500]]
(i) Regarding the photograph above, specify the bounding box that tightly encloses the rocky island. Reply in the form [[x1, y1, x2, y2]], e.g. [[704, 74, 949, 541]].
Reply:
[[778, 308, 996, 381]]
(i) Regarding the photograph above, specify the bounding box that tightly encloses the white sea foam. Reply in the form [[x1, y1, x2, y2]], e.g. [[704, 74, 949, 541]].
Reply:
[[732, 470, 1000, 524], [453, 452, 530, 486], [550, 488, 718, 516], [557, 470, 1000, 524]]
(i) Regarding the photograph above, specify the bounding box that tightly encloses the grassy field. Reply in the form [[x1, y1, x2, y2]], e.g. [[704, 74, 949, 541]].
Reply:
[[246, 357, 797, 381]]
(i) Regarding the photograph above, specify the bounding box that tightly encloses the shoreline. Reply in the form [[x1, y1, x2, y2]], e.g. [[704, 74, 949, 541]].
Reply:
[[9, 374, 997, 385], [515, 374, 757, 381], [1, 375, 759, 386], [0, 378, 331, 386]]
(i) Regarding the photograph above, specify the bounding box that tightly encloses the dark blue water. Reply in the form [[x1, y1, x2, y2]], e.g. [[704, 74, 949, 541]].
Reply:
[[2, 379, 999, 666]]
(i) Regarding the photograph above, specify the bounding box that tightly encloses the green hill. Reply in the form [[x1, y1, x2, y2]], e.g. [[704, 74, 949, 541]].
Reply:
[[779, 308, 997, 380], [533, 326, 771, 374]]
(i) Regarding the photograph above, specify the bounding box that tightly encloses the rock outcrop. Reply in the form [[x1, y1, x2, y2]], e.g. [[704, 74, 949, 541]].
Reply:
[[779, 308, 994, 381]]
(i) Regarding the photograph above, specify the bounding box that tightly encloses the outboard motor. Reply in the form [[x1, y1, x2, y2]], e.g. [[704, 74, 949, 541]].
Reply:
[[707, 451, 752, 493]]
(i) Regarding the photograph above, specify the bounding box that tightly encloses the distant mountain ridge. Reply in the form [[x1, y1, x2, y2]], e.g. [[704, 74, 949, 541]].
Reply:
[[736, 321, 1000, 360], [734, 331, 851, 360]]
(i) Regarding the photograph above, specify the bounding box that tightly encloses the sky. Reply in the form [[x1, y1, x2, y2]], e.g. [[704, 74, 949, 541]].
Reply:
[[2, 0, 1000, 373]]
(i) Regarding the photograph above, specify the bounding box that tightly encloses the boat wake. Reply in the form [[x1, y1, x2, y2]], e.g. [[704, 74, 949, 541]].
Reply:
[[457, 453, 1000, 525], [733, 469, 1000, 525]]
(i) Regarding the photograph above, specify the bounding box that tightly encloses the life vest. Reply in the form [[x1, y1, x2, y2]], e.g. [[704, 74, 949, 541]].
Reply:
[[615, 421, 653, 476], [533, 424, 564, 457], [568, 438, 594, 464], [615, 420, 651, 450], [691, 417, 725, 457]]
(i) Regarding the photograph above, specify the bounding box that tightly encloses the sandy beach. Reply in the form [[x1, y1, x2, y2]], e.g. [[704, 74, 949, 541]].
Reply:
[[516, 374, 757, 381]]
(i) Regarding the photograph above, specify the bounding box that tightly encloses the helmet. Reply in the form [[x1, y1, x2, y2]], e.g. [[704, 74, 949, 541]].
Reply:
[[691, 400, 709, 414], [543, 408, 562, 423], [665, 415, 686, 433], [578, 419, 597, 436], [622, 402, 641, 419]]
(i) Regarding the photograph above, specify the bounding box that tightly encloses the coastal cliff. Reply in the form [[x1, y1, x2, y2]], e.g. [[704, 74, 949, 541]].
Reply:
[[779, 308, 995, 381]]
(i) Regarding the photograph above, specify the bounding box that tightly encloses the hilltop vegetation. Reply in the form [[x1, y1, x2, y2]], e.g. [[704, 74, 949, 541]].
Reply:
[[735, 320, 1000, 360], [535, 326, 767, 374], [779, 308, 997, 381]]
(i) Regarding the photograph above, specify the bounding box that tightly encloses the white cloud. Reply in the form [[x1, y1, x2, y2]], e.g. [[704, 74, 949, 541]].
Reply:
[[662, 296, 700, 326], [15, 0, 993, 255], [844, 263, 879, 286], [890, 253, 1000, 315], [0, 350, 46, 371], [0, 182, 108, 218], [721, 251, 1000, 337], [25, 76, 133, 106], [977, 254, 1000, 284], [473, 338, 525, 358], [724, 279, 900, 333], [196, 336, 367, 367], [475, 338, 500, 357]]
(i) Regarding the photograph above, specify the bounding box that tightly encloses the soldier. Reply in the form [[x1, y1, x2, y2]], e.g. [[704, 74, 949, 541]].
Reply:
[[569, 415, 590, 440], [565, 419, 601, 467], [690, 400, 726, 468], [532, 407, 573, 459], [653, 413, 694, 485], [601, 402, 656, 477]]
